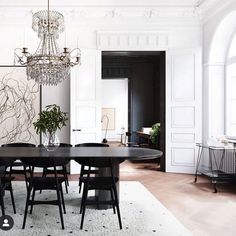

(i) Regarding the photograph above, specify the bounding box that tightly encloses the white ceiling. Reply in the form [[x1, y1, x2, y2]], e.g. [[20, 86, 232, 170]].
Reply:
[[0, 0, 209, 7]]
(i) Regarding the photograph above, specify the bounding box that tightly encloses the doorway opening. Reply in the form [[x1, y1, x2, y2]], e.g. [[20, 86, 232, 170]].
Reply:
[[102, 51, 166, 171], [101, 78, 128, 143]]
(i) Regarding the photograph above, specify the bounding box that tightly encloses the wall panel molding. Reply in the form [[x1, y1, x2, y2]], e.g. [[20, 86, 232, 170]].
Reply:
[[171, 147, 195, 167], [171, 106, 195, 128], [97, 31, 169, 50]]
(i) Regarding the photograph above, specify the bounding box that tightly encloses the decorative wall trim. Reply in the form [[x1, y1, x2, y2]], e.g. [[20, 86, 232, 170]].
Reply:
[[171, 54, 195, 102], [0, 0, 229, 22], [171, 133, 195, 143], [171, 106, 195, 128], [171, 147, 195, 167], [97, 31, 169, 50], [0, 6, 202, 23]]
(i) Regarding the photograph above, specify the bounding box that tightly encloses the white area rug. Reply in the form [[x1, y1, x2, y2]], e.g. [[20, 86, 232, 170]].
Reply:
[[1, 181, 191, 236]]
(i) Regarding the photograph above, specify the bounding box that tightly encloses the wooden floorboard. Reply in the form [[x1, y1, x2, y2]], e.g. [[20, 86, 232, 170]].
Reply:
[[13, 160, 236, 235], [119, 161, 236, 236]]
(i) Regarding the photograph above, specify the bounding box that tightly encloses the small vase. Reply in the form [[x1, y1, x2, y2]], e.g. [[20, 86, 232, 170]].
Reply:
[[43, 132, 60, 152]]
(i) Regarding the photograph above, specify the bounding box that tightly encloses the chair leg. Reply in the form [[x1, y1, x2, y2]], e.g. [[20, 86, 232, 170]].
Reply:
[[9, 182, 16, 214], [22, 185, 32, 229], [113, 185, 122, 229], [60, 184, 66, 214], [80, 185, 87, 214], [110, 188, 116, 214], [40, 168, 47, 194], [64, 180, 68, 194], [63, 166, 69, 187], [23, 165, 29, 190], [30, 188, 36, 214], [78, 165, 85, 193], [55, 182, 64, 229], [0, 193, 5, 216], [80, 185, 88, 230]]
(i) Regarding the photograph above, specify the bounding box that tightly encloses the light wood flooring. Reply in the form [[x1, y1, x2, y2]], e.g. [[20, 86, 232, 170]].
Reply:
[[118, 161, 236, 236], [15, 160, 236, 235]]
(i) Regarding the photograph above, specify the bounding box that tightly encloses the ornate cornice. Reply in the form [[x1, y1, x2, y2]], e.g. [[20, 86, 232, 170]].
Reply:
[[0, 0, 230, 23]]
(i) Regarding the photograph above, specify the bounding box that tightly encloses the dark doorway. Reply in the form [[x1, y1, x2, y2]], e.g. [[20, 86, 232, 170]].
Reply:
[[102, 51, 166, 171]]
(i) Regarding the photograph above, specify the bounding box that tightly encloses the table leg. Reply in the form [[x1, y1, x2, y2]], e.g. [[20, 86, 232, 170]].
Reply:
[[95, 163, 119, 209]]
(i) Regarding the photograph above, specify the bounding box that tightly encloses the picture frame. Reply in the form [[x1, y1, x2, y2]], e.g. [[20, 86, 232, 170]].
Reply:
[[101, 108, 116, 130], [0, 65, 41, 145]]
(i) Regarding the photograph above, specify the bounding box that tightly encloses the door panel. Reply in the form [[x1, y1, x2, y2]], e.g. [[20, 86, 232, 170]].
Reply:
[[166, 49, 202, 173], [70, 49, 101, 174]]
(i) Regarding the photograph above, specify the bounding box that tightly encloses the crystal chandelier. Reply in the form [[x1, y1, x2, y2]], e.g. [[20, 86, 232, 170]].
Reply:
[[14, 0, 81, 86]]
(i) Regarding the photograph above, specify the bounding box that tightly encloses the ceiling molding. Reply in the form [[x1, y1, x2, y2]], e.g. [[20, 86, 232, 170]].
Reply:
[[197, 0, 235, 22], [0, 6, 201, 23]]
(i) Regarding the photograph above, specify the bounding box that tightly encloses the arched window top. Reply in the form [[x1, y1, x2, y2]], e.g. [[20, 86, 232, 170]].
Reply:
[[228, 33, 236, 59]]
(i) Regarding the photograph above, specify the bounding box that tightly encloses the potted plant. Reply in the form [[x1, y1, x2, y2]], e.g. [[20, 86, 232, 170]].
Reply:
[[150, 123, 160, 148], [33, 104, 68, 150]]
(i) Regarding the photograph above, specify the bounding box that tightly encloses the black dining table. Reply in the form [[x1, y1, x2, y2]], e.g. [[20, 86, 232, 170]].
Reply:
[[0, 146, 162, 160], [0, 146, 163, 208]]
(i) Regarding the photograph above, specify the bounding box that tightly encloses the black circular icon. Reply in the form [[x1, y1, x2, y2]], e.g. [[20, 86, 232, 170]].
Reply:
[[0, 215, 14, 231]]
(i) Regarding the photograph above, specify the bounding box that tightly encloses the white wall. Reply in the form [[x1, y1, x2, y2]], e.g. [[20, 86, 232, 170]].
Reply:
[[0, 3, 202, 145], [101, 79, 128, 141], [203, 0, 236, 142], [0, 1, 203, 173]]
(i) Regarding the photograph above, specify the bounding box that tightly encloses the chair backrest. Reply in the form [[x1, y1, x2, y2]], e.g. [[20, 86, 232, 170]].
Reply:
[[1, 143, 36, 166], [37, 143, 72, 166], [75, 143, 109, 147], [2, 142, 36, 147], [38, 143, 72, 148], [0, 158, 15, 167], [59, 143, 73, 147], [74, 143, 122, 168], [21, 157, 66, 169]]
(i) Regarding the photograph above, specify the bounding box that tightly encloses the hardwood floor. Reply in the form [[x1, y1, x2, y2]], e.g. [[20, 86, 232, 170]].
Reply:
[[15, 160, 236, 235], [118, 161, 236, 236]]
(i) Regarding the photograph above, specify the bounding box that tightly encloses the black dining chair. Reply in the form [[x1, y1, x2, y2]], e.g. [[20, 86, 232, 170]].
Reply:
[[21, 156, 67, 229], [39, 143, 71, 193], [0, 158, 16, 215], [75, 156, 123, 230], [1, 143, 36, 190], [75, 143, 109, 193]]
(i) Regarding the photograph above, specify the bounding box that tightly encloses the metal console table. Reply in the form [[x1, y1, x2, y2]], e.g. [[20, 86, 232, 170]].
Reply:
[[195, 143, 236, 193]]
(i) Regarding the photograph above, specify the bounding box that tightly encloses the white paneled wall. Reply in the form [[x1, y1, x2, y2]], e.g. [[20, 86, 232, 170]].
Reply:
[[0, 1, 204, 173]]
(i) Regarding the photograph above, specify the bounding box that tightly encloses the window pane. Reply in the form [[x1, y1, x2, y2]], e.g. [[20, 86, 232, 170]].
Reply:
[[226, 63, 236, 135], [228, 34, 236, 58]]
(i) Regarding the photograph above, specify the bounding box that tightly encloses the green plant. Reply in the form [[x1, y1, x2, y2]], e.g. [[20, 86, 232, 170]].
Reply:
[[150, 123, 160, 145], [33, 104, 68, 136]]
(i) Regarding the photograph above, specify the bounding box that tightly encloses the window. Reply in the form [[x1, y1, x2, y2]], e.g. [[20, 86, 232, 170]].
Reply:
[[226, 33, 236, 135]]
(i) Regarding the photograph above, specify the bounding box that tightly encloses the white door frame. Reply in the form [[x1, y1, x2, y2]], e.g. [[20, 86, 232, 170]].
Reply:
[[97, 31, 202, 174]]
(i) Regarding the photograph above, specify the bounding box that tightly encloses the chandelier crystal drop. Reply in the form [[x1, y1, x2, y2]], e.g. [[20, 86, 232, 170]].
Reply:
[[14, 0, 81, 86]]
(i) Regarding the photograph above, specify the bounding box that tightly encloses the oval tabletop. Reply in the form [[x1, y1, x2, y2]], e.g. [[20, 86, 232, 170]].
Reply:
[[0, 147, 163, 160]]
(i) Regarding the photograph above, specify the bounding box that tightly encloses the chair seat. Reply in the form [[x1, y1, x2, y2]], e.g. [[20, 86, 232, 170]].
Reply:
[[80, 176, 118, 183], [80, 169, 98, 175], [80, 176, 118, 189], [43, 168, 67, 175], [0, 176, 15, 190], [27, 176, 65, 186]]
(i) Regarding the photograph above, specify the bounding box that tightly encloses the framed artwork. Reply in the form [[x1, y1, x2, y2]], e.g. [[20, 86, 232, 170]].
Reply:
[[0, 66, 41, 145], [101, 108, 115, 130]]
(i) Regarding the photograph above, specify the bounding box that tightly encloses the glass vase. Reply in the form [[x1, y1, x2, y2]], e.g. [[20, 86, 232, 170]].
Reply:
[[43, 132, 60, 152]]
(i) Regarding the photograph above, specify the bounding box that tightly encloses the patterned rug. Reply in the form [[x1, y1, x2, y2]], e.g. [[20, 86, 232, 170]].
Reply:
[[1, 181, 191, 236]]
